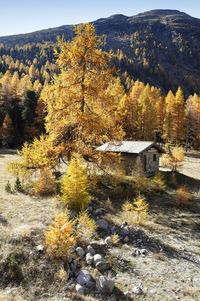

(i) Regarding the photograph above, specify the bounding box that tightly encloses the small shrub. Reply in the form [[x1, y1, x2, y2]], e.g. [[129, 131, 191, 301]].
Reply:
[[5, 181, 12, 193], [55, 268, 68, 281], [175, 185, 192, 206], [121, 194, 149, 225], [35, 168, 56, 196], [77, 210, 97, 241], [60, 153, 92, 211], [14, 177, 23, 192], [161, 147, 184, 172], [45, 211, 77, 258], [110, 233, 120, 245], [105, 197, 113, 210], [151, 172, 166, 191]]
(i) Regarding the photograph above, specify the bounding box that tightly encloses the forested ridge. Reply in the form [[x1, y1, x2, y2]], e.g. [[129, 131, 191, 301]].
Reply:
[[1, 9, 200, 96], [0, 10, 200, 150]]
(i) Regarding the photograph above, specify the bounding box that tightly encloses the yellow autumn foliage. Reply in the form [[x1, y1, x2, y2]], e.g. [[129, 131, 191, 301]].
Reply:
[[45, 211, 77, 258], [60, 153, 92, 211], [77, 210, 97, 241], [175, 185, 192, 206], [121, 194, 149, 225]]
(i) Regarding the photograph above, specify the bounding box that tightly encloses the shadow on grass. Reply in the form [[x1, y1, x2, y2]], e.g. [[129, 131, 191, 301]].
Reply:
[[0, 148, 18, 156]]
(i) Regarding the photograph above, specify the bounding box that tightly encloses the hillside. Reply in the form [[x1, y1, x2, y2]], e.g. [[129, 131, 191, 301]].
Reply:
[[0, 149, 200, 300], [0, 9, 200, 95]]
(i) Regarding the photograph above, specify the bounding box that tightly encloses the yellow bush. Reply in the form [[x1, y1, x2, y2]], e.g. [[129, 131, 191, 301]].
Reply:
[[175, 185, 192, 206], [45, 211, 77, 258], [151, 172, 166, 191], [110, 233, 120, 245], [161, 147, 184, 172], [35, 168, 56, 196], [77, 210, 97, 241], [121, 194, 149, 225], [60, 153, 92, 211]]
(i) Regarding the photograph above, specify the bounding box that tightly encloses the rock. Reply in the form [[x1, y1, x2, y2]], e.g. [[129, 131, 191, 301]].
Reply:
[[40, 264, 48, 270], [76, 283, 85, 295], [95, 208, 105, 215], [67, 255, 72, 263], [86, 245, 95, 255], [76, 270, 91, 286], [93, 254, 104, 265], [0, 215, 7, 224], [96, 261, 110, 271], [86, 253, 93, 265], [141, 248, 147, 255], [132, 286, 143, 295], [105, 236, 112, 245], [121, 229, 129, 236], [124, 290, 131, 297], [76, 247, 85, 258], [36, 245, 44, 252], [90, 241, 100, 249], [70, 260, 77, 272], [110, 226, 116, 234], [96, 219, 108, 230], [96, 275, 114, 293], [86, 280, 95, 288], [99, 242, 106, 248], [121, 221, 127, 228], [124, 236, 129, 243]]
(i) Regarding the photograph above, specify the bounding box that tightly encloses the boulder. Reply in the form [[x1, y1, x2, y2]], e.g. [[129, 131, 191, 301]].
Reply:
[[96, 275, 114, 293], [85, 245, 95, 255], [76, 247, 85, 258], [76, 270, 91, 286], [76, 283, 85, 295], [93, 254, 104, 265], [86, 253, 93, 265], [96, 219, 108, 230]]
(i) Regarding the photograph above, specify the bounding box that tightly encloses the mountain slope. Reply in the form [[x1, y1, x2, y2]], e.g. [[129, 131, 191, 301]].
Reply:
[[1, 9, 200, 95]]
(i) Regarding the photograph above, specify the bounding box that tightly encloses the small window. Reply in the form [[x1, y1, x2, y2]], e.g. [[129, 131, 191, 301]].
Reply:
[[153, 154, 157, 162]]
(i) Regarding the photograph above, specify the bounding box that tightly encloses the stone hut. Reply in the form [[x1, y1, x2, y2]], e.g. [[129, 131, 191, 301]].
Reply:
[[96, 141, 165, 176]]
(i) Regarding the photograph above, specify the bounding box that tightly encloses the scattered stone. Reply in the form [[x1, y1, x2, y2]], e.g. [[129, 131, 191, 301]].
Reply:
[[76, 247, 85, 258], [67, 255, 72, 263], [121, 229, 129, 236], [132, 286, 143, 295], [96, 275, 114, 294], [40, 264, 48, 270], [86, 245, 95, 255], [70, 260, 77, 272], [124, 236, 129, 243], [96, 261, 110, 272], [141, 248, 147, 255], [76, 270, 91, 286], [110, 226, 116, 234], [96, 219, 108, 230], [86, 281, 95, 288], [95, 208, 105, 215], [105, 236, 112, 245], [0, 215, 7, 224], [121, 221, 127, 228], [99, 242, 106, 248], [76, 283, 85, 295], [93, 254, 104, 265], [36, 245, 44, 252], [90, 241, 100, 249], [86, 253, 93, 265], [124, 290, 131, 297]]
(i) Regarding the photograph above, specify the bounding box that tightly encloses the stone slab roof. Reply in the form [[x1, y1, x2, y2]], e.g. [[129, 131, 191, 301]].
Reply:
[[96, 141, 165, 154]]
